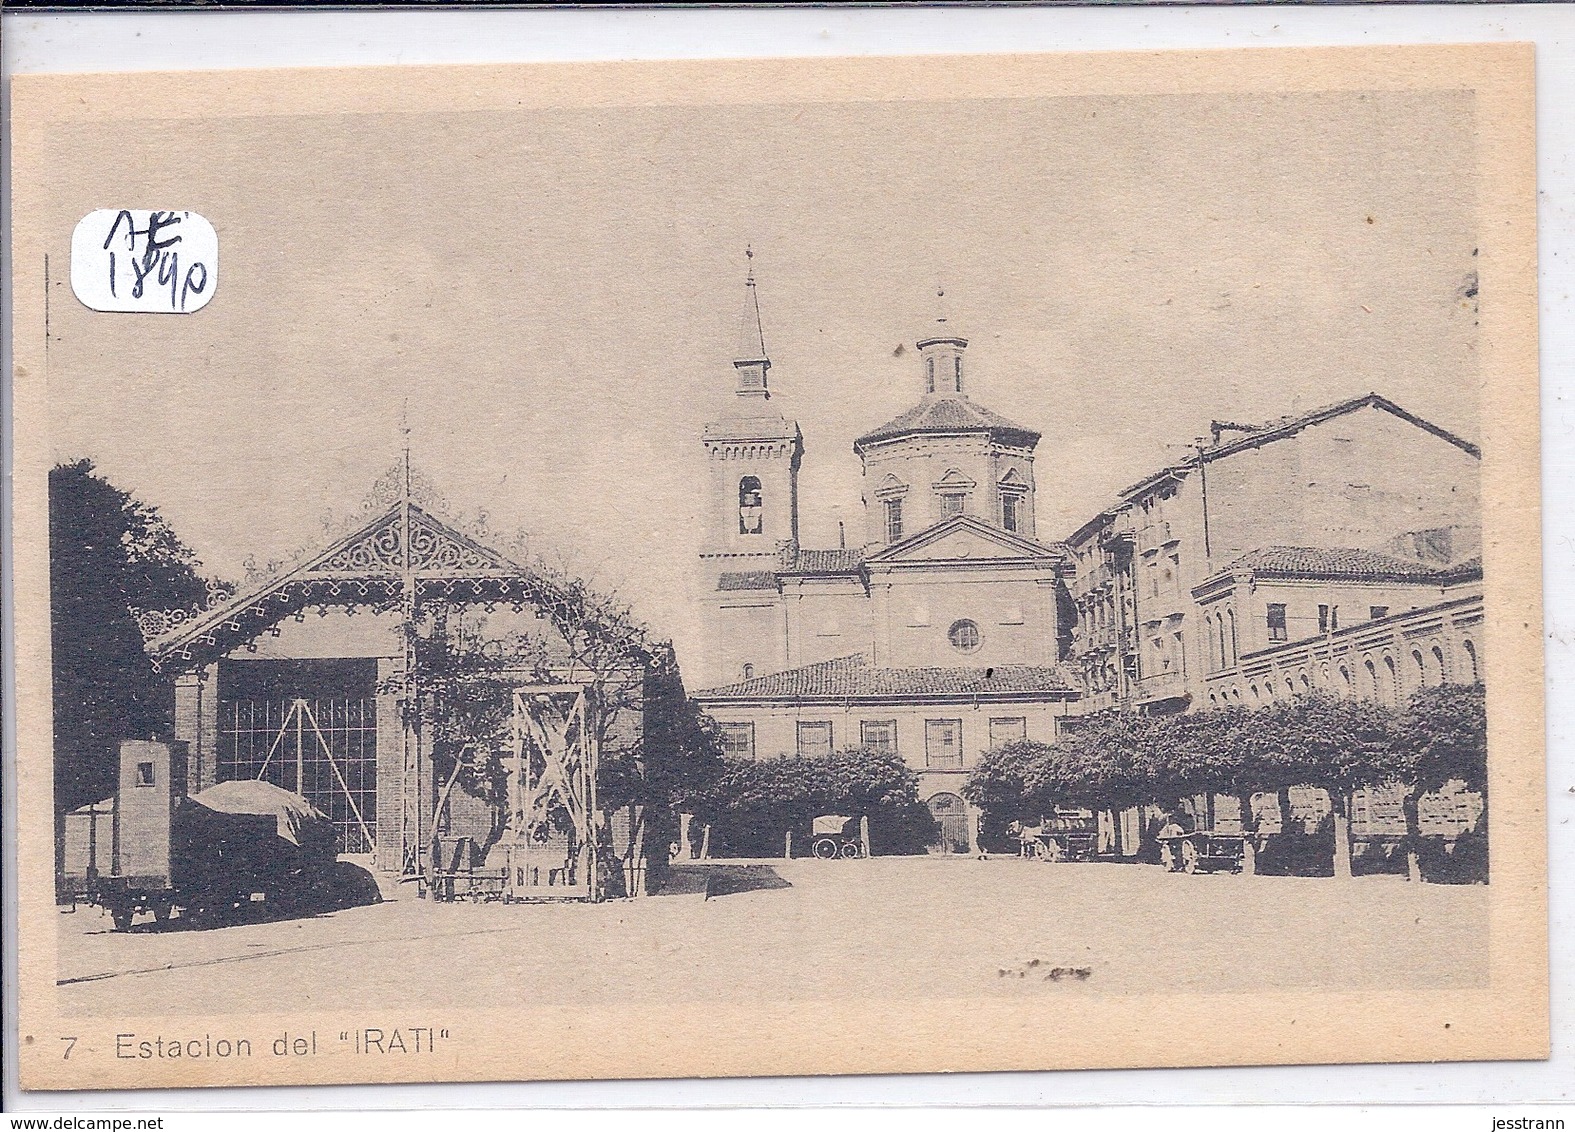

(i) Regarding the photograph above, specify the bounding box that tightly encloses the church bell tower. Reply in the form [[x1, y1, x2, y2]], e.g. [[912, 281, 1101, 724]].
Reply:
[[700, 252, 803, 571]]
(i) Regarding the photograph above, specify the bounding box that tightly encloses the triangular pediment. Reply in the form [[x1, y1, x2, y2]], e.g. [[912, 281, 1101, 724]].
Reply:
[[866, 514, 1066, 565], [307, 504, 519, 578], [998, 467, 1029, 489], [932, 467, 977, 490]]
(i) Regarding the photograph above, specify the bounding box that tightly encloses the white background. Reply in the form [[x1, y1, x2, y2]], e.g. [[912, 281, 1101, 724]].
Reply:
[[2, 2, 1572, 1114]]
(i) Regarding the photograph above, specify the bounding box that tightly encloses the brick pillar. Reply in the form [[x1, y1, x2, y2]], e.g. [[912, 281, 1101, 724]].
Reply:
[[374, 656, 406, 874], [173, 673, 199, 789], [172, 663, 220, 794], [199, 664, 218, 790]]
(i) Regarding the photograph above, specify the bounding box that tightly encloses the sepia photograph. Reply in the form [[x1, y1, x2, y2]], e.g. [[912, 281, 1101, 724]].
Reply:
[[6, 43, 1546, 1090]]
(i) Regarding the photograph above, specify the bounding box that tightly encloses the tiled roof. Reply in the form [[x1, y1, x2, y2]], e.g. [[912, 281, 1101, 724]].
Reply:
[[1206, 393, 1480, 460], [701, 412, 800, 444], [717, 571, 780, 591], [1431, 555, 1484, 584], [1221, 546, 1480, 583], [781, 546, 867, 574], [854, 395, 1040, 450], [1111, 393, 1480, 508], [717, 548, 867, 590], [695, 652, 1078, 700]]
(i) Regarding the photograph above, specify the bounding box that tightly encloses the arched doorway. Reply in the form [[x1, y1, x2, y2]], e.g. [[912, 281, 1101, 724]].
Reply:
[[927, 792, 971, 854]]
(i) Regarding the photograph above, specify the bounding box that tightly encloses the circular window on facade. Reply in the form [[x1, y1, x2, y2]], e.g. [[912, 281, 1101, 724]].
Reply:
[[948, 619, 982, 652]]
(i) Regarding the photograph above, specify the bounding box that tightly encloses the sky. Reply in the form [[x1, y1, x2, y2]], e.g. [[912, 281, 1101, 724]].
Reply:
[[36, 84, 1480, 672]]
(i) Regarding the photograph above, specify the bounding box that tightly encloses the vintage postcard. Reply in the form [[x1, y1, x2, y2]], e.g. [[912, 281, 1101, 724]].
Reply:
[[8, 44, 1546, 1090]]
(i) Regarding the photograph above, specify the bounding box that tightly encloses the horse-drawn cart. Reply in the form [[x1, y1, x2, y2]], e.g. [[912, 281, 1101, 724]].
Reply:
[[810, 815, 865, 859], [1013, 811, 1098, 862], [1158, 830, 1246, 874]]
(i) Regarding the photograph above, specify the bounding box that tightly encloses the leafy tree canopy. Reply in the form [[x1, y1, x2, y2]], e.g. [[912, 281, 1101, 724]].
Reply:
[[964, 689, 1464, 826], [962, 740, 1046, 820], [1403, 682, 1486, 794], [1248, 692, 1409, 795], [676, 746, 934, 856], [50, 459, 211, 812]]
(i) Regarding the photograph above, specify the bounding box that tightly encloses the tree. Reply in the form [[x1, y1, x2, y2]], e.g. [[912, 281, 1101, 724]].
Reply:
[[1249, 693, 1407, 878], [967, 715, 1169, 857], [49, 459, 210, 814], [1060, 712, 1173, 857], [1063, 714, 1150, 812], [964, 740, 1050, 847], [627, 644, 725, 837], [1403, 683, 1486, 793], [393, 612, 552, 860], [966, 692, 1434, 879], [678, 747, 933, 857], [391, 583, 721, 888], [1400, 682, 1486, 881]]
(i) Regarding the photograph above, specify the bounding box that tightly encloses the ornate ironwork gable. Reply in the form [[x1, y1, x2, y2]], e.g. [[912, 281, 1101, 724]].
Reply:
[[143, 495, 546, 673]]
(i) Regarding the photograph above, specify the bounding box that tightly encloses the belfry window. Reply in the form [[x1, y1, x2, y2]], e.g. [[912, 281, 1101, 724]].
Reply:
[[885, 498, 904, 544], [738, 476, 764, 535], [926, 357, 936, 394], [940, 492, 966, 518], [953, 355, 963, 393]]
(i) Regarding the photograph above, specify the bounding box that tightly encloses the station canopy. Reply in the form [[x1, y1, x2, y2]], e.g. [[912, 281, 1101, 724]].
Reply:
[[138, 462, 629, 675]]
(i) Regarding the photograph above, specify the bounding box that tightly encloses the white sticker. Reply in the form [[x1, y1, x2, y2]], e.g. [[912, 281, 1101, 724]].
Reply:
[[71, 209, 218, 314]]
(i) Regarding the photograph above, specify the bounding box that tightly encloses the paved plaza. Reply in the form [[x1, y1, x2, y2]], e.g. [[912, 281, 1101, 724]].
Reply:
[[56, 856, 1488, 1017]]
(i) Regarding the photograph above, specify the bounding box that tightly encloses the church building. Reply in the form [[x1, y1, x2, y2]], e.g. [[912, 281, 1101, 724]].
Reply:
[[690, 270, 1078, 851]]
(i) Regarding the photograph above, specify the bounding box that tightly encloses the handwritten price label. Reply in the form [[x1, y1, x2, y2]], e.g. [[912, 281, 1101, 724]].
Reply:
[[71, 208, 218, 314]]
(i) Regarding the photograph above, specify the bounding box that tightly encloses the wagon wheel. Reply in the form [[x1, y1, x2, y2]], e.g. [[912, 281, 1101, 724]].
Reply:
[[812, 837, 839, 860], [1181, 839, 1201, 875], [1160, 842, 1178, 872], [839, 839, 862, 860]]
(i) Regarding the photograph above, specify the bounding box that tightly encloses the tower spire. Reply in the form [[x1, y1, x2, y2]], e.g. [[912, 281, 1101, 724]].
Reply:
[[733, 245, 771, 399], [399, 397, 412, 501]]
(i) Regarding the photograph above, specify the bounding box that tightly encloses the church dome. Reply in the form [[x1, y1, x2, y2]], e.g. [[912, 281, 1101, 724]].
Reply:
[[853, 395, 1040, 453]]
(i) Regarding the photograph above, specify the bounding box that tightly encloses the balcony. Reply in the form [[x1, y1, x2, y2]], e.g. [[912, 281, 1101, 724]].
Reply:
[[1136, 592, 1186, 626], [1070, 618, 1139, 657], [1136, 668, 1190, 706]]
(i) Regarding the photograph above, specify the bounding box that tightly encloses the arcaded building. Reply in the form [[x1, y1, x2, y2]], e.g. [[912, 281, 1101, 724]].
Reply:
[[1063, 394, 1482, 715]]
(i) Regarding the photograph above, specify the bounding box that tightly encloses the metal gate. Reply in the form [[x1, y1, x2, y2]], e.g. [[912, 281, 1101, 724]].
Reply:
[[928, 792, 971, 854]]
